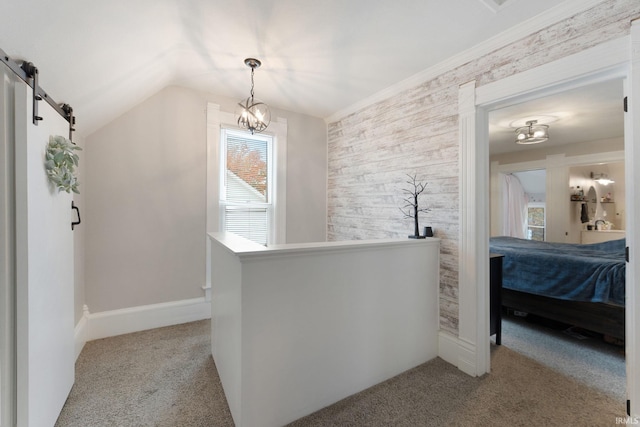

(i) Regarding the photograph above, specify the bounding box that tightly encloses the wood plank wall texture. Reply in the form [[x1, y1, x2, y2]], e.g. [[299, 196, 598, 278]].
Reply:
[[327, 0, 640, 335]]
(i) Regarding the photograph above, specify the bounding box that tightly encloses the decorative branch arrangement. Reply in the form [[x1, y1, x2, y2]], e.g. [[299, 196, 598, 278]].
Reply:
[[399, 173, 431, 239], [45, 135, 81, 194]]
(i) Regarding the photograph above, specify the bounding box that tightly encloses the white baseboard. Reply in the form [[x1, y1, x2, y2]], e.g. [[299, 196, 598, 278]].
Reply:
[[73, 297, 211, 352], [438, 330, 478, 377]]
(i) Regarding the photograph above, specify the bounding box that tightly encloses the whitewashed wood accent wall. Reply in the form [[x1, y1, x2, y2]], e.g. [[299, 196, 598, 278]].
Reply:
[[327, 0, 640, 335]]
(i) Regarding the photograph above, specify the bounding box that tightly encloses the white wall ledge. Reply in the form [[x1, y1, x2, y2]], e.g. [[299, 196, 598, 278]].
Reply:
[[208, 231, 440, 259]]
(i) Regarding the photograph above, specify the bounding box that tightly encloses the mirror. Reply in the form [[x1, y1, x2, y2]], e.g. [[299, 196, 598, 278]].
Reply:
[[586, 186, 597, 204]]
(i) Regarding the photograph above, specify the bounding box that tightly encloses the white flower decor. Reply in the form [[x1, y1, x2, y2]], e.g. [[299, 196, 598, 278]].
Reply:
[[45, 135, 81, 194]]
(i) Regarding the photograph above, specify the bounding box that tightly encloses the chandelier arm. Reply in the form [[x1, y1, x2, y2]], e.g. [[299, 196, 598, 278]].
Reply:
[[244, 107, 261, 123]]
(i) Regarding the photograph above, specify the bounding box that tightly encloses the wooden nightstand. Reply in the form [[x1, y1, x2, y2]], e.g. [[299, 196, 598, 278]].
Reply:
[[490, 254, 504, 345]]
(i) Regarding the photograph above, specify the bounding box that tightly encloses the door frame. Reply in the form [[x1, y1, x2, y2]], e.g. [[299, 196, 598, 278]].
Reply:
[[0, 57, 18, 427], [459, 30, 638, 413]]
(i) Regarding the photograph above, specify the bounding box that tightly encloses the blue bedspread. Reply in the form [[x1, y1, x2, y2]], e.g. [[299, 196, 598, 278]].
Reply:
[[489, 236, 626, 306]]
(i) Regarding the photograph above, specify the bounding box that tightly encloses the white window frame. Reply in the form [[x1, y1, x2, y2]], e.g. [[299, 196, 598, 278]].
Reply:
[[219, 128, 274, 245], [206, 103, 287, 242], [526, 202, 546, 241], [205, 104, 287, 297]]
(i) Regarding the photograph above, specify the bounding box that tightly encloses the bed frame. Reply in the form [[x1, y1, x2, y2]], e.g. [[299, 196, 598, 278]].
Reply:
[[502, 288, 625, 340]]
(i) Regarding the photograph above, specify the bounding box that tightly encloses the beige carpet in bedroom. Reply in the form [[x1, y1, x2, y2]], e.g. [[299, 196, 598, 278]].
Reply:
[[55, 320, 625, 427]]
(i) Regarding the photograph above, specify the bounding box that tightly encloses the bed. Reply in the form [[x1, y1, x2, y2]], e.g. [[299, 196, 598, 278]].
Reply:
[[489, 236, 626, 340]]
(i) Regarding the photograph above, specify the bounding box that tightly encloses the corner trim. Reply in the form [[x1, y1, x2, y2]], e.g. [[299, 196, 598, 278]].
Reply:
[[202, 284, 212, 302], [438, 331, 478, 377], [73, 305, 90, 361]]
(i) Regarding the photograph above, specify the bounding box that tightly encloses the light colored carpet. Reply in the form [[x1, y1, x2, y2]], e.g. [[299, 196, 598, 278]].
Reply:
[[56, 320, 625, 426], [55, 321, 234, 427], [290, 345, 624, 426], [500, 312, 626, 401]]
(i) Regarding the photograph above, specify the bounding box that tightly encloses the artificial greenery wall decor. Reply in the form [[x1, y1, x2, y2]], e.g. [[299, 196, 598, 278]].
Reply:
[[45, 135, 81, 194]]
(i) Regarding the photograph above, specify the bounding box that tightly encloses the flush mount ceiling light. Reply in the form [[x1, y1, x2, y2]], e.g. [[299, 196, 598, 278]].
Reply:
[[515, 120, 549, 145], [237, 58, 271, 135], [591, 172, 615, 185]]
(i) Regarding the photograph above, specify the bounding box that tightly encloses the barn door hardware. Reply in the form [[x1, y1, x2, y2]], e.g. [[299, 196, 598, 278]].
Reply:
[[61, 103, 76, 142], [71, 201, 81, 230], [20, 61, 43, 125], [0, 46, 76, 141]]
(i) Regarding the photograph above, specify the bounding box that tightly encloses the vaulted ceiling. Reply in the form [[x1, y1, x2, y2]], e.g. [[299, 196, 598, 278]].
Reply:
[[1, 0, 595, 136]]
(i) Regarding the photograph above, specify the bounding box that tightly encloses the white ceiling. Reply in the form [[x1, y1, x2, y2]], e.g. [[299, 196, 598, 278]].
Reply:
[[489, 79, 625, 155], [513, 170, 547, 194], [0, 0, 576, 136]]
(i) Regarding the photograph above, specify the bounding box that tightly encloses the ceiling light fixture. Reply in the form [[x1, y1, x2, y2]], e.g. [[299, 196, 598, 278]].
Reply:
[[237, 58, 270, 135], [515, 120, 549, 145], [591, 172, 615, 185]]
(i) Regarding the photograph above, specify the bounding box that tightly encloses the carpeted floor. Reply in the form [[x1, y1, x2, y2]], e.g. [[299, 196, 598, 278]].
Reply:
[[55, 320, 626, 426], [500, 311, 625, 401], [55, 321, 234, 427]]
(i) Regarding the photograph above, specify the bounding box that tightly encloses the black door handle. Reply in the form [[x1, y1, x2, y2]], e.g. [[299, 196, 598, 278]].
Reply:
[[71, 201, 81, 230]]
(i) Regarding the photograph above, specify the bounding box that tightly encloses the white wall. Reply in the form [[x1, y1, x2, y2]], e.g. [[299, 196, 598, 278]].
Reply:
[[84, 85, 327, 313], [569, 162, 625, 238], [490, 137, 624, 165]]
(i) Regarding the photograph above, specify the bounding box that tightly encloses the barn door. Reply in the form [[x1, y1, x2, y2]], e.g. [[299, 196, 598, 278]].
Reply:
[[14, 77, 75, 426]]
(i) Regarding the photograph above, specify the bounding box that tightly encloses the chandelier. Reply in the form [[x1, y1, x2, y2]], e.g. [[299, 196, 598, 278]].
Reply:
[[237, 58, 271, 134], [591, 172, 615, 185], [515, 120, 549, 145]]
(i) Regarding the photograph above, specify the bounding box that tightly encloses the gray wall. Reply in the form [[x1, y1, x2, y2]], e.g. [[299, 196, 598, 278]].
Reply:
[[73, 134, 86, 323], [326, 0, 638, 335], [84, 85, 327, 313]]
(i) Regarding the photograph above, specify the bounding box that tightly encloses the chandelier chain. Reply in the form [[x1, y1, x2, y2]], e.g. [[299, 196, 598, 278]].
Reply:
[[250, 67, 255, 100]]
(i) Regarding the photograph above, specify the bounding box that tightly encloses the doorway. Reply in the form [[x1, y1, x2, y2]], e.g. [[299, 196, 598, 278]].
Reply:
[[457, 30, 639, 413], [487, 80, 626, 399]]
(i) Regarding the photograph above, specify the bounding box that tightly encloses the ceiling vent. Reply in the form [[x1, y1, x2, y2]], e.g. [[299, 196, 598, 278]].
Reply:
[[479, 0, 514, 13]]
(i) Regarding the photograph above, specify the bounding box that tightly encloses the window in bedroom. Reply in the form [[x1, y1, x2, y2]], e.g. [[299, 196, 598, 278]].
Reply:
[[220, 128, 273, 246], [526, 203, 545, 241]]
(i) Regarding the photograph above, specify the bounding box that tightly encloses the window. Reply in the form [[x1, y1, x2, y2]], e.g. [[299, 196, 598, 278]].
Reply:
[[526, 203, 545, 241], [220, 129, 272, 246], [206, 104, 286, 250]]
